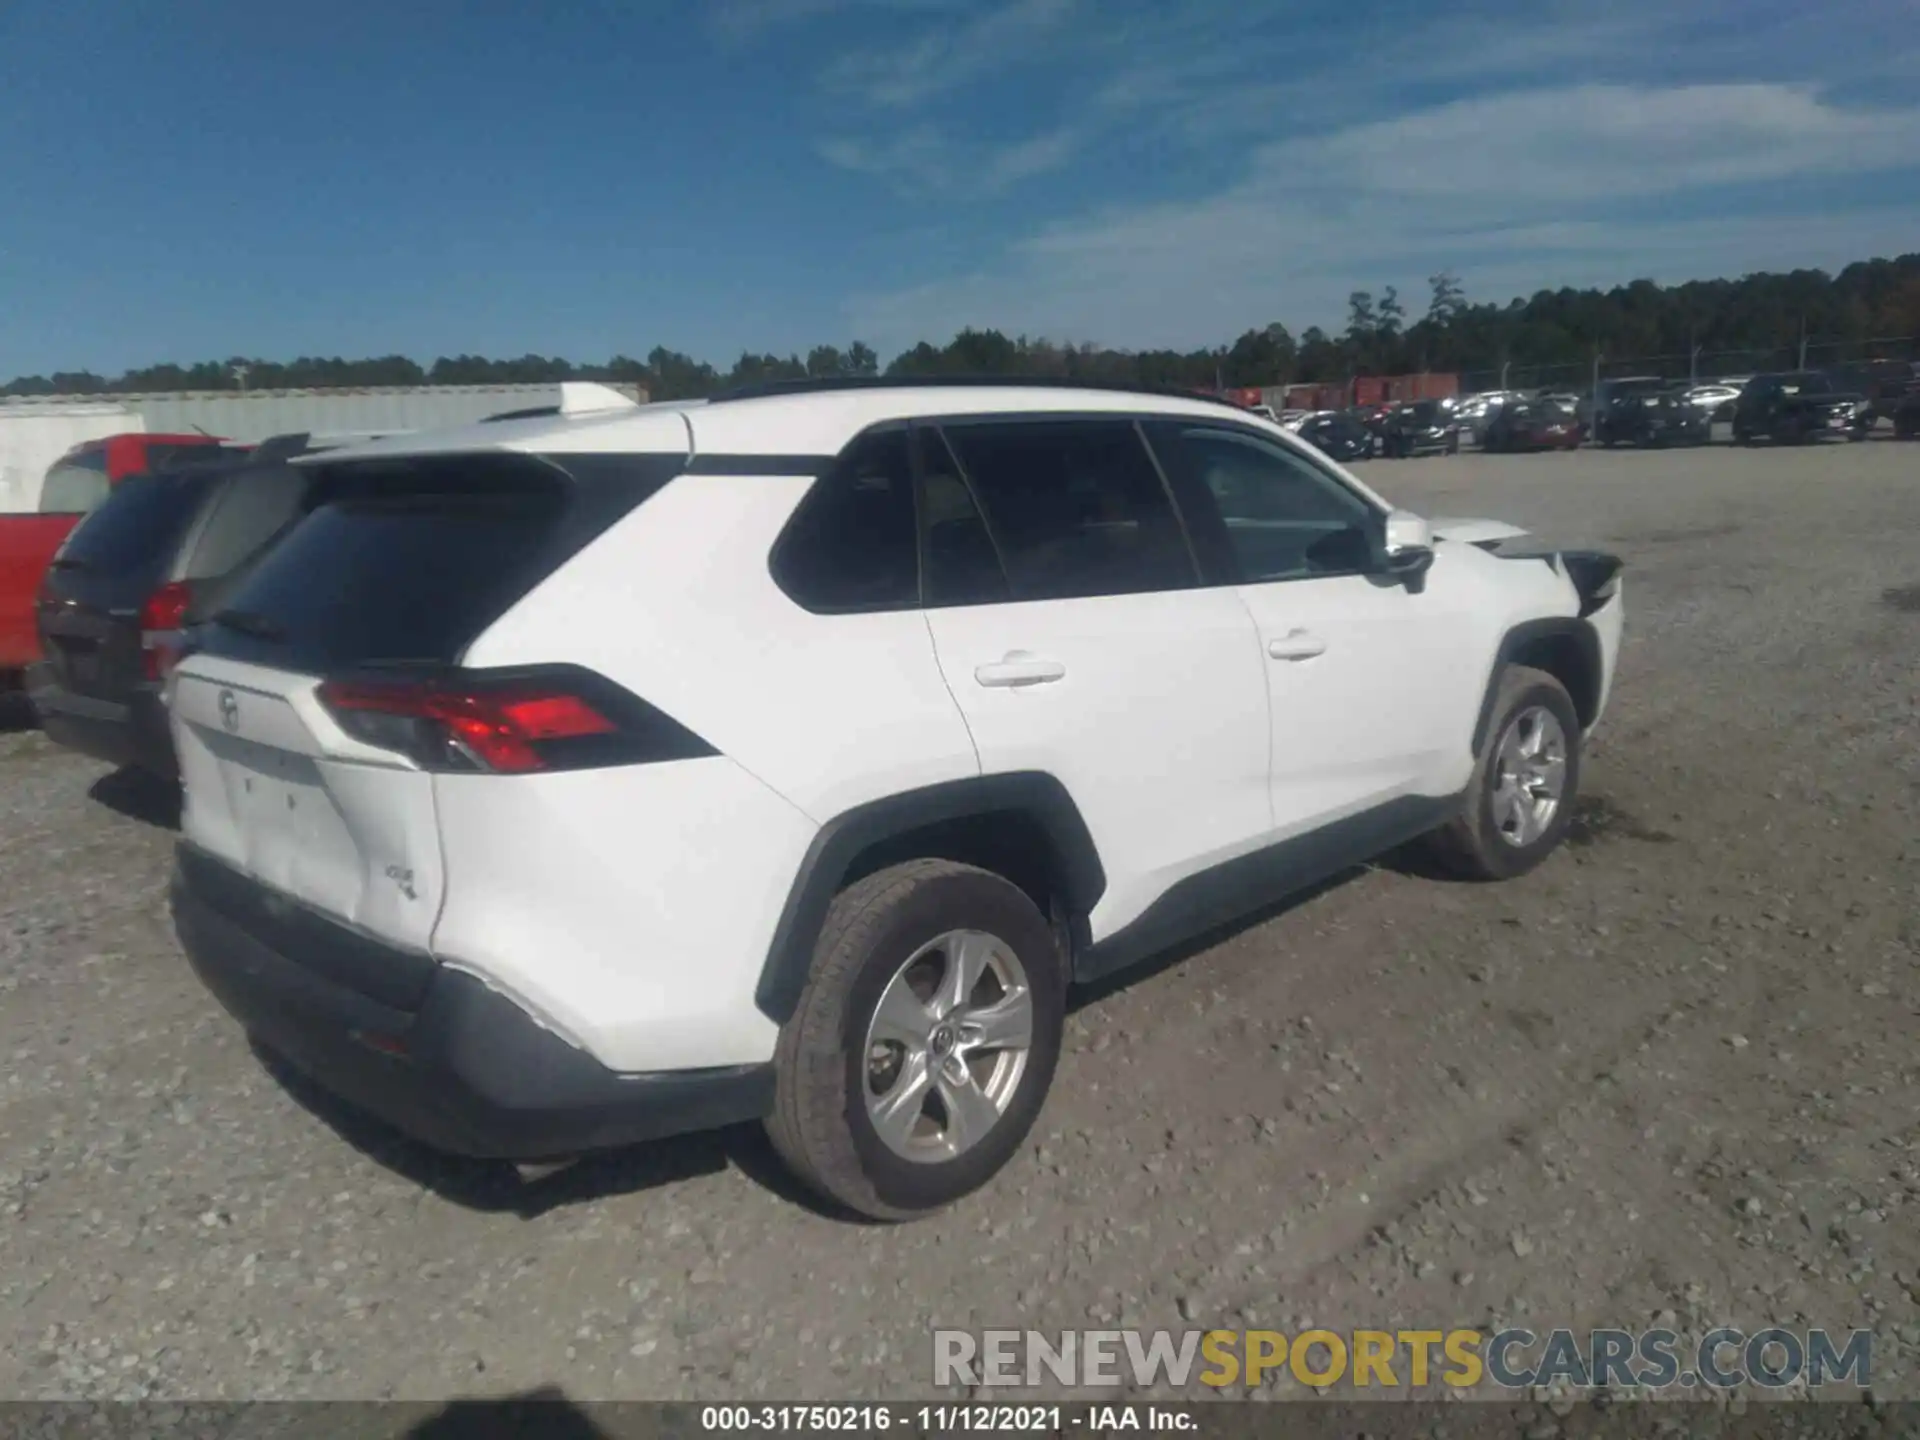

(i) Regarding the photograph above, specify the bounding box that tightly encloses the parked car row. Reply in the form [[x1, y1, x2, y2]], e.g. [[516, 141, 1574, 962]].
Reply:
[[27, 433, 384, 777], [0, 432, 235, 688], [18, 376, 1628, 1221], [1264, 362, 1918, 464]]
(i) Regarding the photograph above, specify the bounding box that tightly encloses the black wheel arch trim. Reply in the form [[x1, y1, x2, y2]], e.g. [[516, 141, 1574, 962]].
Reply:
[[754, 771, 1106, 1023], [1469, 615, 1606, 754]]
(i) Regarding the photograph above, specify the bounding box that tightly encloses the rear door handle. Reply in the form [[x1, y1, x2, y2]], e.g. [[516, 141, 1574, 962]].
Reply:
[[1268, 629, 1328, 661], [975, 653, 1066, 688]]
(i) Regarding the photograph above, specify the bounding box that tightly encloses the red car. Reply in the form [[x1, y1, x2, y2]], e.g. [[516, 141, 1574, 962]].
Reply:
[[1483, 400, 1582, 453], [0, 433, 232, 685]]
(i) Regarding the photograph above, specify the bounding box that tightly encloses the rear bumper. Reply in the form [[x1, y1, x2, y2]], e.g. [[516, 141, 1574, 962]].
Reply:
[[169, 844, 775, 1160], [26, 663, 176, 778]]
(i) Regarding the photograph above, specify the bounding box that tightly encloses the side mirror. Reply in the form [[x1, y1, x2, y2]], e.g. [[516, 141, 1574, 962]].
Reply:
[[1382, 508, 1435, 577]]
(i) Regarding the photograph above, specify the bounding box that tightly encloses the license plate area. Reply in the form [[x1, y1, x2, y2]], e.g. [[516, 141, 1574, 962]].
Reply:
[[52, 637, 100, 687]]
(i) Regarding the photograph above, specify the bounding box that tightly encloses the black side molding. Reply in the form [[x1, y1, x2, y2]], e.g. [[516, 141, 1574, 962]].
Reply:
[[1470, 616, 1604, 752], [1076, 793, 1457, 985], [754, 772, 1105, 1023]]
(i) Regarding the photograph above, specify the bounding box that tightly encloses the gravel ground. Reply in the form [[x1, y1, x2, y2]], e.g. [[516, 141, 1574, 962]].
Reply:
[[0, 438, 1915, 1409]]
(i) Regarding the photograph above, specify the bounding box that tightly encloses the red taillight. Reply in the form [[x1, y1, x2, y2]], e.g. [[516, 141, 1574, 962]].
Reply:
[[140, 581, 192, 681], [318, 679, 616, 774]]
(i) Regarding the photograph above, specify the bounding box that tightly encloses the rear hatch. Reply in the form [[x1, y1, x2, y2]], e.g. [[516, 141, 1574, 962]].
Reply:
[[36, 469, 221, 700], [169, 450, 677, 953]]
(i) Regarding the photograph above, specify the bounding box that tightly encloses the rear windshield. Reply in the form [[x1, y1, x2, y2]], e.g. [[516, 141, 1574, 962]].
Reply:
[[39, 449, 111, 513], [192, 452, 677, 673], [51, 470, 217, 579]]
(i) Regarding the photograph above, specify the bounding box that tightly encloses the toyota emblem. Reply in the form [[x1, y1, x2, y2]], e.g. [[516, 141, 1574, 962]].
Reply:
[[218, 689, 240, 733]]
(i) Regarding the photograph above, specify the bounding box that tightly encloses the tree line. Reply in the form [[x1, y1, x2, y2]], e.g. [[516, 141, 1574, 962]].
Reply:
[[6, 253, 1916, 403]]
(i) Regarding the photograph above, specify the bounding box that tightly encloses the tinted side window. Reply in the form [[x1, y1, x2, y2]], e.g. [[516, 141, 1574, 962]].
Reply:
[[769, 428, 918, 613], [181, 465, 311, 580], [1147, 424, 1377, 584], [939, 419, 1194, 601]]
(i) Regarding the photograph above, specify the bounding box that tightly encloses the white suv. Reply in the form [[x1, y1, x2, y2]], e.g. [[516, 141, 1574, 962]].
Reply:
[[165, 379, 1624, 1220]]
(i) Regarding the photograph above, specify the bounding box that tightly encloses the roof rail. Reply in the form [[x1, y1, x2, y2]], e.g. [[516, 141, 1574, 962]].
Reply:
[[708, 374, 1251, 410]]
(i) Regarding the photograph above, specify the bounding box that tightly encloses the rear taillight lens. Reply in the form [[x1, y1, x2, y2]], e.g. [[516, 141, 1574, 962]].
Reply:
[[140, 581, 192, 682], [315, 670, 710, 775]]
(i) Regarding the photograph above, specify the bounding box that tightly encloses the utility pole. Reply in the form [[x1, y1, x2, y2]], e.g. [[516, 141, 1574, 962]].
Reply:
[[1499, 359, 1511, 391], [1689, 328, 1701, 384], [1797, 316, 1808, 371]]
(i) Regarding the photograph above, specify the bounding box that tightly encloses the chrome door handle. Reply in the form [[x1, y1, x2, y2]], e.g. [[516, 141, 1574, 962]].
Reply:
[[1268, 630, 1328, 661], [974, 654, 1066, 688]]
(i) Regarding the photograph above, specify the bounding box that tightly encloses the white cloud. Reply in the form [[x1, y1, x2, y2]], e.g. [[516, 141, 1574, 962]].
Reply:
[[817, 0, 1079, 107], [844, 83, 1920, 350], [1319, 84, 1920, 200], [819, 120, 1084, 194]]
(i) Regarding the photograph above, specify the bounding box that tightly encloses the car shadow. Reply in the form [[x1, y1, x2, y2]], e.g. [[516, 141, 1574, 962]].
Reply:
[[0, 689, 38, 734], [242, 840, 1575, 1222], [86, 766, 181, 830], [404, 1386, 621, 1439], [250, 1040, 869, 1224]]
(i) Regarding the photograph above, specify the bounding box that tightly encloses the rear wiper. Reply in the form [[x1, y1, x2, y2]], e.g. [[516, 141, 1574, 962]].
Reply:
[[211, 608, 287, 642]]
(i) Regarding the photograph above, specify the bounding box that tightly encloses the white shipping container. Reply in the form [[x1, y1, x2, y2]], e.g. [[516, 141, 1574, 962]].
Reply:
[[0, 404, 142, 512]]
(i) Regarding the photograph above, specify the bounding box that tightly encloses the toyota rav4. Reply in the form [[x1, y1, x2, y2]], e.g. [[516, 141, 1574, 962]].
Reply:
[[165, 378, 1624, 1220]]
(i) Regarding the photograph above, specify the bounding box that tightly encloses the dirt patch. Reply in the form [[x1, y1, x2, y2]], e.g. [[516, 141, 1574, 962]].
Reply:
[[1565, 793, 1679, 847], [1880, 584, 1920, 613]]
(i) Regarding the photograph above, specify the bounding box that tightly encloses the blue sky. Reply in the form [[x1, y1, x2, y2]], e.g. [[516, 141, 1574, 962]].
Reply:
[[2, 0, 1916, 379]]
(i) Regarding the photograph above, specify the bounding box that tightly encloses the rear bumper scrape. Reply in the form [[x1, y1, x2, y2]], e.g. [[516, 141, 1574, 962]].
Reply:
[[170, 844, 773, 1160]]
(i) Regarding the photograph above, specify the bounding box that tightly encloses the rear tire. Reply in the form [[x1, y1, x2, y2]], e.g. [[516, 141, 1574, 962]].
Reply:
[[1418, 666, 1582, 882], [765, 860, 1065, 1220]]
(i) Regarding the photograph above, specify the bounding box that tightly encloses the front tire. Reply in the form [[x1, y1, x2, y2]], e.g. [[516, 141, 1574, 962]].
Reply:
[[1419, 665, 1582, 882], [766, 859, 1065, 1220]]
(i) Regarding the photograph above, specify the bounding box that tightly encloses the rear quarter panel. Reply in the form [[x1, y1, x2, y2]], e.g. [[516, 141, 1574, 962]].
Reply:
[[0, 515, 81, 669]]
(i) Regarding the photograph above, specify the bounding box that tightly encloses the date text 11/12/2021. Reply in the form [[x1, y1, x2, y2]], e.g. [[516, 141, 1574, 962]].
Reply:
[[699, 1403, 1195, 1432]]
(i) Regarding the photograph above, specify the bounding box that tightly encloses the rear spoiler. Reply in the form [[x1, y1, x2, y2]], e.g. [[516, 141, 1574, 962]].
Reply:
[[482, 384, 642, 424]]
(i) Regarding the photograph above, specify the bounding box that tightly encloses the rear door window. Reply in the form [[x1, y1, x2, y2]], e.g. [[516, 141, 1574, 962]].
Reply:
[[937, 418, 1195, 601], [39, 449, 110, 513], [917, 427, 1009, 608]]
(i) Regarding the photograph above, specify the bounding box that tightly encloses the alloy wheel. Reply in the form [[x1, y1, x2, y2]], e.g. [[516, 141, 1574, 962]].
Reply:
[[1490, 705, 1568, 847], [862, 930, 1033, 1163]]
